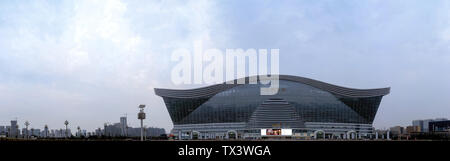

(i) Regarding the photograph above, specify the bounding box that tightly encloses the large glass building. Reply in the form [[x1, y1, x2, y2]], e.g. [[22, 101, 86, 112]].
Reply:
[[155, 75, 390, 140]]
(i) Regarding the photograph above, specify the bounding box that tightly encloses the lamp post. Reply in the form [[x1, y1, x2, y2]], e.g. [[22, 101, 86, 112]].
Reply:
[[64, 120, 69, 139], [24, 121, 30, 139], [138, 104, 146, 141], [77, 126, 81, 137], [31, 128, 34, 138]]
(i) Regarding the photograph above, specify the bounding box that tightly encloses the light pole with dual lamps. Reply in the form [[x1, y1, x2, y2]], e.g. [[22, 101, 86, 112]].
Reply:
[[24, 121, 30, 139], [138, 104, 146, 141], [64, 120, 69, 139]]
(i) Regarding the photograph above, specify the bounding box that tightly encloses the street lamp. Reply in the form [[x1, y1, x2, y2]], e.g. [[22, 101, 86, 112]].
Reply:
[[77, 126, 81, 137], [64, 120, 69, 139], [24, 121, 30, 139], [138, 104, 146, 141]]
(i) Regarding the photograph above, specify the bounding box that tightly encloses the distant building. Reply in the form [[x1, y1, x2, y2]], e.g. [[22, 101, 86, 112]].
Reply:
[[429, 120, 450, 132], [76, 129, 87, 137], [9, 120, 19, 138], [0, 126, 5, 136], [406, 126, 421, 133], [21, 128, 28, 138], [412, 118, 448, 132], [412, 120, 423, 132], [423, 119, 434, 132], [101, 116, 166, 137], [126, 127, 166, 137], [31, 129, 41, 137], [82, 130, 87, 136], [104, 122, 166, 137], [389, 126, 405, 136], [50, 129, 56, 137], [42, 126, 49, 138], [49, 129, 71, 138], [120, 116, 127, 136], [5, 126, 10, 136], [0, 117, 165, 139], [22, 128, 41, 138], [106, 123, 122, 137], [95, 128, 102, 136]]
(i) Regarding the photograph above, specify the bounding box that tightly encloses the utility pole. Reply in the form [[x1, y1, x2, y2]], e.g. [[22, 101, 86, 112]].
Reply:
[[138, 104, 146, 141]]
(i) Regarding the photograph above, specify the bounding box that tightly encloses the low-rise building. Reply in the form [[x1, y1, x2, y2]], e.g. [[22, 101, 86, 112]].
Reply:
[[413, 118, 448, 133], [389, 126, 405, 136], [429, 120, 450, 132], [406, 126, 421, 133]]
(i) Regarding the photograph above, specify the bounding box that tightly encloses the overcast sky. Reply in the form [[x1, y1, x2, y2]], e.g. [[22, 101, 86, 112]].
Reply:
[[1, 0, 450, 132]]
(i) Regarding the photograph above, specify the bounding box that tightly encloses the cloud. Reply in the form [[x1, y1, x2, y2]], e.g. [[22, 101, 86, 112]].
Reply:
[[1, 0, 450, 132], [0, 0, 221, 131]]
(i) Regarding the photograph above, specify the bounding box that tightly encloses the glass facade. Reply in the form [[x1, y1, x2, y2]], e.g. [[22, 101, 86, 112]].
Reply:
[[162, 80, 384, 126]]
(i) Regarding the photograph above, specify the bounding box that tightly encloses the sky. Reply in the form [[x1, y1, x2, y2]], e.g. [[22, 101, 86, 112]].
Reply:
[[0, 0, 450, 132]]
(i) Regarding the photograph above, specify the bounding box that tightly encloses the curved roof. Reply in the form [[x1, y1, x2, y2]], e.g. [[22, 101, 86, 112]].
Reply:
[[154, 75, 390, 98]]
